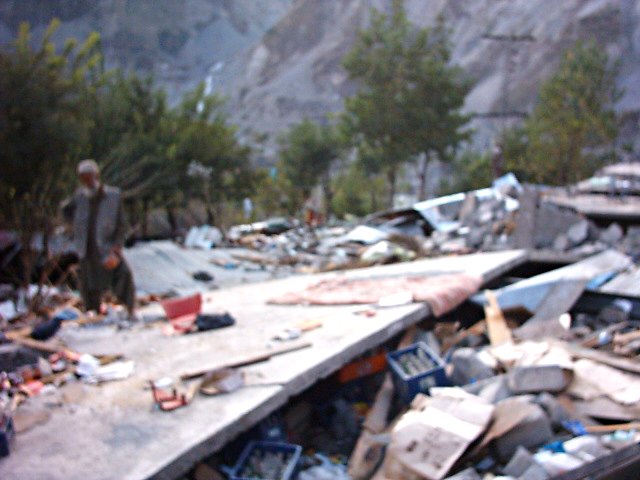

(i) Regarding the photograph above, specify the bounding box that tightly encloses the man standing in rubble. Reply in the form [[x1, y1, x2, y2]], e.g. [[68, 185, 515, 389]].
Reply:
[[65, 159, 136, 319]]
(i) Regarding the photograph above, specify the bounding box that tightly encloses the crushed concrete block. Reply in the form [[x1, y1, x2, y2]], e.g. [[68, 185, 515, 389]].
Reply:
[[600, 223, 624, 245], [444, 467, 482, 479], [415, 330, 441, 358], [533, 451, 585, 476], [518, 463, 549, 480], [449, 348, 496, 386], [504, 446, 537, 477], [563, 435, 609, 460], [493, 403, 553, 462], [532, 203, 582, 249], [569, 241, 607, 257], [534, 393, 570, 428], [623, 226, 640, 255], [552, 234, 569, 251], [477, 203, 495, 224], [467, 228, 486, 249], [513, 188, 537, 249], [507, 366, 571, 394], [597, 298, 632, 325], [567, 220, 589, 247], [463, 375, 513, 404], [456, 333, 486, 349]]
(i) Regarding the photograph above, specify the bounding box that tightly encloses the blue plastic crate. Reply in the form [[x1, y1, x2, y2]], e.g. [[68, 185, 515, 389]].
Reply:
[[387, 341, 449, 403], [231, 441, 302, 480]]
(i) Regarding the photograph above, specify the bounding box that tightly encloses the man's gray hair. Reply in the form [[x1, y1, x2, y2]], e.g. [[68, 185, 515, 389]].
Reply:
[[77, 159, 100, 175]]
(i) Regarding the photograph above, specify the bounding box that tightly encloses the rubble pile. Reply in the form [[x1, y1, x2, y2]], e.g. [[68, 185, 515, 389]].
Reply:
[[342, 291, 640, 479], [218, 173, 640, 275], [1, 167, 640, 477]]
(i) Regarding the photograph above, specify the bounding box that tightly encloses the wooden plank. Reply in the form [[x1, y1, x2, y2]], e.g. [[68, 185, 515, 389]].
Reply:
[[484, 290, 512, 346], [180, 342, 312, 380], [564, 343, 640, 375]]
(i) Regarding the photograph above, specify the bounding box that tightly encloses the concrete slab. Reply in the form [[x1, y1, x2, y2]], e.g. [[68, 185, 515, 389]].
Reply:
[[0, 250, 526, 480], [124, 241, 288, 296], [546, 194, 640, 222]]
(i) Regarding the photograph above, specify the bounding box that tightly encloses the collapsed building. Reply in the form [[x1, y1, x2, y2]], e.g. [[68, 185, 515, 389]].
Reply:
[[1, 166, 640, 480]]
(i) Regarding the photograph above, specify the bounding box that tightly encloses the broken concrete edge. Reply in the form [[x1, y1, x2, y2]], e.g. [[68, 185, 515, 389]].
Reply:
[[144, 253, 529, 478], [146, 305, 431, 479]]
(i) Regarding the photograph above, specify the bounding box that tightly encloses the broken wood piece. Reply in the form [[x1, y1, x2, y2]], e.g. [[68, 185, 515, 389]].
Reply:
[[348, 326, 417, 480], [74, 313, 106, 326], [563, 342, 640, 375], [584, 422, 640, 434], [614, 339, 640, 356], [582, 322, 629, 348], [4, 332, 70, 355], [440, 321, 485, 354], [98, 354, 125, 365], [296, 318, 323, 332], [573, 397, 640, 422], [199, 368, 244, 395], [568, 358, 640, 405], [613, 329, 640, 346], [180, 342, 312, 380], [484, 290, 513, 346]]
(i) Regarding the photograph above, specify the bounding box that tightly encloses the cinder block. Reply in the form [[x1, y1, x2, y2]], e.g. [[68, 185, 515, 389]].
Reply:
[[449, 348, 495, 386], [494, 404, 553, 462], [534, 393, 570, 428], [504, 446, 537, 477], [507, 366, 570, 394]]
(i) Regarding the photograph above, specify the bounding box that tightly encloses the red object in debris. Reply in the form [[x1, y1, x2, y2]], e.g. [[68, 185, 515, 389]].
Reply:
[[149, 381, 189, 411], [160, 293, 202, 334], [337, 352, 387, 384], [20, 380, 44, 397]]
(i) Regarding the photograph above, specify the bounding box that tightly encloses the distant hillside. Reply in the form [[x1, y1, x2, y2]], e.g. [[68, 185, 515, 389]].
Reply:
[[0, 0, 293, 102], [2, 0, 639, 161], [222, 0, 640, 157]]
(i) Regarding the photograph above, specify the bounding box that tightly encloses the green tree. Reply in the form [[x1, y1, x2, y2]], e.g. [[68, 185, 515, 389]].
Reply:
[[342, 1, 470, 206], [0, 20, 101, 288], [86, 72, 176, 236], [277, 119, 342, 218], [438, 150, 492, 195], [331, 160, 386, 218], [173, 84, 254, 229], [404, 16, 471, 199], [508, 41, 621, 184]]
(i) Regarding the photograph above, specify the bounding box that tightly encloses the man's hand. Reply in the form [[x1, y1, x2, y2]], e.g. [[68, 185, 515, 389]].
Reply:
[[103, 247, 122, 270]]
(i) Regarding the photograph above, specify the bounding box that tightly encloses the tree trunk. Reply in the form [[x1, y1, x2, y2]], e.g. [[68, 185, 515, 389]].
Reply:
[[142, 197, 150, 238], [386, 169, 396, 209], [125, 200, 137, 242], [322, 174, 333, 221], [166, 205, 178, 238], [369, 184, 378, 212], [206, 204, 215, 225], [417, 152, 429, 201]]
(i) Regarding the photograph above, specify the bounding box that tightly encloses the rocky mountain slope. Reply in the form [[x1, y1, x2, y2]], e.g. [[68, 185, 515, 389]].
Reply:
[[223, 0, 640, 155], [0, 0, 292, 102], [2, 0, 639, 159]]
